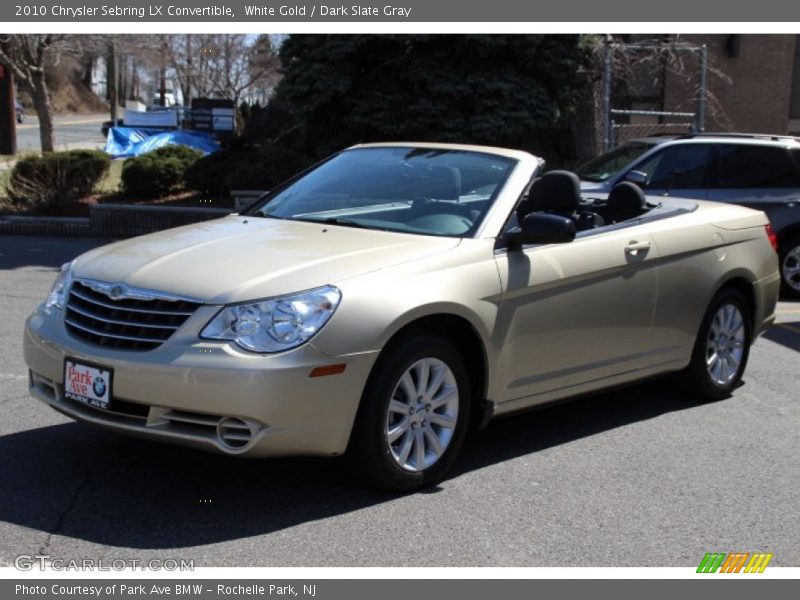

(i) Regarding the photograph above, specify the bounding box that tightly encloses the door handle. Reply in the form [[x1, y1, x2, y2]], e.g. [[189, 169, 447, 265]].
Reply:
[[625, 240, 651, 255]]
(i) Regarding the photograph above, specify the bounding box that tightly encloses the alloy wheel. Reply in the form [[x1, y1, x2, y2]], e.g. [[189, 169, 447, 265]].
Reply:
[[705, 303, 746, 386], [384, 357, 459, 472], [782, 244, 800, 293]]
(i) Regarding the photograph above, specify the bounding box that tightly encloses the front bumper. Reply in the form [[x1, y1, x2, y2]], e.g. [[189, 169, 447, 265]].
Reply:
[[23, 305, 379, 457]]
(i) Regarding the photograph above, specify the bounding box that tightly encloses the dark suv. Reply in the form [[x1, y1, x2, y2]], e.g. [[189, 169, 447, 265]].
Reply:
[[577, 133, 800, 298]]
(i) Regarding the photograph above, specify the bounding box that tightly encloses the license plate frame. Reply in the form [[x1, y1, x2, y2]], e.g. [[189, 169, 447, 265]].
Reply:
[[63, 357, 114, 411]]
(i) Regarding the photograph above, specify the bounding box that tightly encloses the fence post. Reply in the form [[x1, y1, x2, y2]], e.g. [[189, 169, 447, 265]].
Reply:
[[697, 44, 708, 133], [602, 36, 613, 152]]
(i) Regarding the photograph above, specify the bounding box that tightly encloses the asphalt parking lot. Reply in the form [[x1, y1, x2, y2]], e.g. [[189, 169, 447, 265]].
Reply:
[[0, 235, 798, 568]]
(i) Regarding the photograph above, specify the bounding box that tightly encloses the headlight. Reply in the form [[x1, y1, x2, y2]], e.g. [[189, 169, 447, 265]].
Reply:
[[200, 285, 341, 353], [44, 261, 74, 312]]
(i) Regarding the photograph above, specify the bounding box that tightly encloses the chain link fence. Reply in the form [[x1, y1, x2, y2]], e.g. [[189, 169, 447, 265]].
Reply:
[[610, 109, 696, 146]]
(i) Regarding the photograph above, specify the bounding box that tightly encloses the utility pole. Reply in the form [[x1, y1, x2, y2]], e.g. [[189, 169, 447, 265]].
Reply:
[[0, 38, 17, 155], [109, 37, 118, 125], [158, 36, 169, 107], [159, 64, 166, 106], [184, 35, 193, 107]]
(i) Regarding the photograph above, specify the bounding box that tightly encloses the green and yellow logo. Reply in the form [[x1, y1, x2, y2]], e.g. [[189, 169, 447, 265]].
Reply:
[[697, 552, 773, 573]]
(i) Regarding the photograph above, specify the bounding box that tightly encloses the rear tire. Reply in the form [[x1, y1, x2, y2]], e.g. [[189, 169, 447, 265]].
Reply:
[[676, 288, 751, 400], [779, 234, 800, 299], [346, 334, 471, 492]]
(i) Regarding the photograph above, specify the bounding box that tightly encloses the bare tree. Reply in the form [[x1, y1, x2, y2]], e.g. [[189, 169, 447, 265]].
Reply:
[[212, 35, 279, 107], [605, 36, 732, 128], [159, 34, 279, 109], [166, 34, 211, 103], [0, 34, 68, 152], [574, 35, 733, 161]]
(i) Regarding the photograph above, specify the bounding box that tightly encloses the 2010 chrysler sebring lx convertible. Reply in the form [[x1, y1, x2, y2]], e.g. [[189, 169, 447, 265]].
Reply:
[[24, 143, 780, 490]]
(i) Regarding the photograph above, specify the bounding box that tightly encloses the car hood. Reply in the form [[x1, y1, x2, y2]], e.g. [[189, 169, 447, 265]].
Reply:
[[73, 215, 461, 304]]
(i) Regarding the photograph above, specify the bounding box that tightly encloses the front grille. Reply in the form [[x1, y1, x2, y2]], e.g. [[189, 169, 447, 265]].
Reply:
[[64, 281, 201, 351]]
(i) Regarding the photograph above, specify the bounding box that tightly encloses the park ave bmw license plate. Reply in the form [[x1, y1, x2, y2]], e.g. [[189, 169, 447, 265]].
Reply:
[[64, 358, 112, 410]]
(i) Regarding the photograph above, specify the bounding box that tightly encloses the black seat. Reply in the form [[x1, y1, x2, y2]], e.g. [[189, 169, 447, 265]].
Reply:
[[517, 170, 603, 231], [529, 170, 580, 214], [606, 182, 648, 223]]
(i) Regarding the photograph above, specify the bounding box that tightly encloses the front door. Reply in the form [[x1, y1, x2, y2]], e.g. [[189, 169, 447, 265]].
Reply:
[[493, 224, 660, 407]]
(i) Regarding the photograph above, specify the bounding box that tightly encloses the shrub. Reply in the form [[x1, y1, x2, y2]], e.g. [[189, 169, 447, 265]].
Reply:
[[185, 144, 313, 198], [185, 147, 254, 198], [6, 149, 111, 213], [121, 145, 204, 198]]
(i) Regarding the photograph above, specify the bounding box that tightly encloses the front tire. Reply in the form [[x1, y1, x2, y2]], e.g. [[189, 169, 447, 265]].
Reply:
[[346, 334, 471, 491], [779, 234, 800, 299], [677, 288, 751, 400]]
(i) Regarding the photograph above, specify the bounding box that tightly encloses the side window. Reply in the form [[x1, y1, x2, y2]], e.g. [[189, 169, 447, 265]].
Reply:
[[633, 144, 712, 190], [791, 149, 800, 169], [715, 145, 800, 188]]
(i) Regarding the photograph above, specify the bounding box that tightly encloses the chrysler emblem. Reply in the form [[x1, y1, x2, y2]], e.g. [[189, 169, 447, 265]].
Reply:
[[78, 278, 202, 304]]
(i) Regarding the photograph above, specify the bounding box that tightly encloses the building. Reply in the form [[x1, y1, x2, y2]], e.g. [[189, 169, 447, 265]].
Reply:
[[600, 34, 800, 156], [663, 34, 800, 136]]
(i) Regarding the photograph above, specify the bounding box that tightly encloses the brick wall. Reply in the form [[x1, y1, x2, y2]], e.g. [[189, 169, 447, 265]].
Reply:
[[664, 34, 797, 134]]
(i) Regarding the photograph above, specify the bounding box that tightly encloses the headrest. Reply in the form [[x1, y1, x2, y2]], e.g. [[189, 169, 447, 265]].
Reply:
[[529, 170, 581, 213], [607, 181, 647, 214], [425, 165, 462, 200]]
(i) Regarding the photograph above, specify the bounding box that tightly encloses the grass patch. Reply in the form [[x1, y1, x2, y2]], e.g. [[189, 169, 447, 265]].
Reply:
[[95, 159, 123, 195], [0, 169, 10, 197]]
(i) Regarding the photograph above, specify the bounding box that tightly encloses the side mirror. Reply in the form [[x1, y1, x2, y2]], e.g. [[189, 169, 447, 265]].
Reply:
[[509, 213, 576, 250], [624, 170, 648, 186]]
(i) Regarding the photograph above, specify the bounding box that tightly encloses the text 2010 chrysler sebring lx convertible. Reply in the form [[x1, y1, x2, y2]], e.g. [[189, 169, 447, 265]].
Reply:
[[24, 143, 780, 490]]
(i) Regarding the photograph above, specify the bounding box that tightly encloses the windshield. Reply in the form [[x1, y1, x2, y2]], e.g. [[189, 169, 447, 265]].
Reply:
[[249, 147, 517, 237], [576, 141, 655, 182]]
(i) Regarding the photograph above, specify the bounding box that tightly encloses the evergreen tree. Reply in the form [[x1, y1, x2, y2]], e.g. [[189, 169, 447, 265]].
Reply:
[[275, 35, 582, 158]]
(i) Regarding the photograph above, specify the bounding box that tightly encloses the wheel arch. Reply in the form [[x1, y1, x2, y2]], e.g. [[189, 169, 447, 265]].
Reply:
[[773, 222, 800, 247], [712, 274, 757, 335], [374, 311, 492, 427]]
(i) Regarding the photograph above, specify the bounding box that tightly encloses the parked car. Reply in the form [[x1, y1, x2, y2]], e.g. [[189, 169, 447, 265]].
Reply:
[[23, 143, 780, 491], [14, 100, 23, 123], [576, 133, 800, 298]]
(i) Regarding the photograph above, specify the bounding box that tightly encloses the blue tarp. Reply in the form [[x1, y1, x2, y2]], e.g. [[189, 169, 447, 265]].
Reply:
[[104, 127, 220, 159]]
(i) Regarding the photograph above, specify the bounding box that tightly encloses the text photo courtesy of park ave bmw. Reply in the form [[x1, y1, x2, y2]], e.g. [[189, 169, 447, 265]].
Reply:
[[0, 0, 799, 592]]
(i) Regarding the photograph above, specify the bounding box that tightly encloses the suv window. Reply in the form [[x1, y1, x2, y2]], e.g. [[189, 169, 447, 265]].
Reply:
[[634, 144, 712, 189], [575, 141, 654, 182], [714, 144, 800, 188]]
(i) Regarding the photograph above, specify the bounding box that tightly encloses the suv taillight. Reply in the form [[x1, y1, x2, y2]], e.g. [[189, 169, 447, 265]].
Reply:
[[765, 224, 779, 253]]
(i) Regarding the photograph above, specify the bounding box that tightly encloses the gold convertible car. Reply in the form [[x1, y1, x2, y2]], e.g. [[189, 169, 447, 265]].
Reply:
[[24, 143, 780, 490]]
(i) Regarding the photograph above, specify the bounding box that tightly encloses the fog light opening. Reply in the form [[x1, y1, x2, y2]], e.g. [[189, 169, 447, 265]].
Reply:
[[216, 417, 253, 450]]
